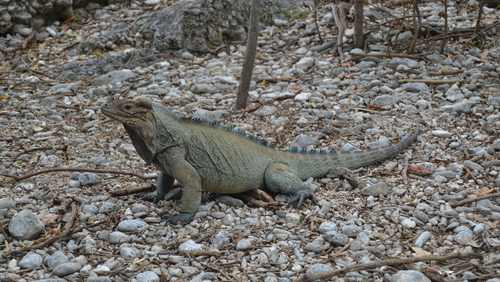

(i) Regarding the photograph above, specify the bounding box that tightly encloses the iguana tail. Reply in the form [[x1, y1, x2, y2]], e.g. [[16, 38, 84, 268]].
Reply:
[[286, 132, 419, 180]]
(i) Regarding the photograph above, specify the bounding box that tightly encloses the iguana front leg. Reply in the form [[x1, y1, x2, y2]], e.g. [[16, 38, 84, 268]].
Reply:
[[156, 148, 202, 225], [264, 162, 315, 207]]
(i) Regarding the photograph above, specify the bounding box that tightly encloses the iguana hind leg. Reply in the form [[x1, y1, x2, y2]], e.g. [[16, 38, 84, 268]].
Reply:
[[264, 162, 314, 207]]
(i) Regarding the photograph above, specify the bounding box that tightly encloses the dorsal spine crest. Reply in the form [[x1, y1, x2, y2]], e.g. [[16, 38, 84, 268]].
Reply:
[[187, 116, 338, 155]]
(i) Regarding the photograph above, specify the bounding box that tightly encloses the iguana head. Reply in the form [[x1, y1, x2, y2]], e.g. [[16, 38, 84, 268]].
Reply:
[[102, 96, 156, 163], [101, 96, 154, 127]]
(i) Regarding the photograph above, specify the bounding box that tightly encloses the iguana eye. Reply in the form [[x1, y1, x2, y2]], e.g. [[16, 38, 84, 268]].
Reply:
[[124, 104, 132, 111]]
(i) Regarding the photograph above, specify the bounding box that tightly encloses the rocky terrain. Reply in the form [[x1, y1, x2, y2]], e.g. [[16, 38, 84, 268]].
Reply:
[[0, 0, 499, 281]]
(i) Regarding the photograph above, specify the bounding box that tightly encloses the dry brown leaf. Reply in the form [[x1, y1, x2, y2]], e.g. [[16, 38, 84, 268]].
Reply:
[[407, 164, 433, 176], [412, 247, 432, 257]]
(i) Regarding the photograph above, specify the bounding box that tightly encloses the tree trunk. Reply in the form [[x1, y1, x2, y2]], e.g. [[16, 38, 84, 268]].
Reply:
[[353, 0, 364, 49], [235, 0, 258, 110], [440, 0, 448, 53]]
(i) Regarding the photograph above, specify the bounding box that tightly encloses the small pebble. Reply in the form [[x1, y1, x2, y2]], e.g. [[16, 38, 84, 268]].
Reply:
[[19, 252, 43, 269], [136, 271, 160, 282], [117, 219, 146, 232], [52, 262, 82, 277], [415, 231, 432, 248]]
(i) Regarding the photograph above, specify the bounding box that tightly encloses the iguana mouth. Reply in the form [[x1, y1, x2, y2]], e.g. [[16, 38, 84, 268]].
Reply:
[[101, 107, 127, 122]]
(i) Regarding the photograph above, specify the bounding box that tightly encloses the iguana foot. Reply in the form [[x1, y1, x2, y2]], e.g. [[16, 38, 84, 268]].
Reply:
[[143, 187, 183, 203], [142, 191, 158, 202], [288, 190, 317, 208], [164, 212, 194, 225], [327, 167, 360, 189]]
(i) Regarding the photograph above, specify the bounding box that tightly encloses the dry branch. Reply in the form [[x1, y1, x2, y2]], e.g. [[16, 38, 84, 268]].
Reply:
[[110, 184, 156, 197], [399, 79, 461, 85], [8, 201, 78, 257], [296, 252, 482, 282], [13, 145, 67, 161], [475, 1, 485, 33], [429, 69, 463, 76], [440, 0, 449, 52], [313, 0, 323, 43], [235, 0, 258, 110], [0, 167, 155, 182], [353, 0, 364, 48], [351, 52, 423, 60], [450, 192, 500, 208], [409, 0, 422, 53]]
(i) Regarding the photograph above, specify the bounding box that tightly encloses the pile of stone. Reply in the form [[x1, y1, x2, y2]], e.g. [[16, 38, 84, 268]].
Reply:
[[0, 0, 123, 36]]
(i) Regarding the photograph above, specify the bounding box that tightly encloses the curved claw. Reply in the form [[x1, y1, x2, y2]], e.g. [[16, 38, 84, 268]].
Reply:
[[287, 190, 316, 208], [142, 192, 159, 203], [163, 212, 194, 225], [163, 187, 183, 201]]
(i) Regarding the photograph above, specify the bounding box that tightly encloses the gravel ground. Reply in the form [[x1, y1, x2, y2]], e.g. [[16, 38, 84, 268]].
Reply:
[[0, 1, 499, 281]]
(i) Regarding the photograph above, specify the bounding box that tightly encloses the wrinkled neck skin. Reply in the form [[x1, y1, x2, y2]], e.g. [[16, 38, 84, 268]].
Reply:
[[122, 105, 186, 165], [123, 113, 156, 164]]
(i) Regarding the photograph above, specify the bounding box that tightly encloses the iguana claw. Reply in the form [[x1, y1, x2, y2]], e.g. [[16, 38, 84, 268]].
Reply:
[[143, 187, 183, 203], [288, 190, 316, 207], [164, 213, 194, 225]]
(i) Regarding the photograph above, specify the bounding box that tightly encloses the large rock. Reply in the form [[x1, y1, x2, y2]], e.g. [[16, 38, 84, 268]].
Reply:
[[391, 270, 431, 282], [8, 209, 44, 240], [86, 0, 309, 53], [0, 0, 74, 36]]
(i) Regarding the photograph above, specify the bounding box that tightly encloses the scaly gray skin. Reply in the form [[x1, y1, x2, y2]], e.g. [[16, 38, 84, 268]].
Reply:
[[102, 96, 419, 224]]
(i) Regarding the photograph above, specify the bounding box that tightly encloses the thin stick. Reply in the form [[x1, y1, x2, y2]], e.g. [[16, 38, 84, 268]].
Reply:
[[353, 0, 364, 49], [483, 160, 500, 167], [401, 158, 409, 185], [110, 184, 155, 197], [399, 79, 460, 85], [235, 0, 258, 110], [313, 0, 323, 43], [450, 192, 500, 208], [8, 201, 78, 257], [351, 52, 422, 60], [428, 69, 463, 76], [245, 188, 275, 203], [296, 252, 482, 282], [1, 167, 155, 182], [13, 145, 67, 161], [440, 0, 448, 53], [408, 0, 421, 53], [474, 1, 484, 34]]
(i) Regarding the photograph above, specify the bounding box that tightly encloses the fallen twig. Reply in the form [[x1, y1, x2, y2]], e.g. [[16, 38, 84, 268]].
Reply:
[[351, 52, 423, 60], [311, 41, 337, 53], [483, 160, 500, 168], [428, 69, 463, 76], [296, 252, 482, 282], [247, 189, 275, 203], [313, 0, 323, 43], [110, 184, 155, 197], [401, 158, 409, 185], [399, 79, 461, 85], [197, 261, 233, 282], [440, 0, 449, 53], [13, 145, 68, 161], [8, 201, 78, 257], [0, 167, 155, 182], [450, 192, 500, 208], [186, 249, 222, 257]]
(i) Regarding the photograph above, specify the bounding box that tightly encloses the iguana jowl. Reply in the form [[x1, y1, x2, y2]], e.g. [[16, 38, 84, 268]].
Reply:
[[102, 96, 418, 224]]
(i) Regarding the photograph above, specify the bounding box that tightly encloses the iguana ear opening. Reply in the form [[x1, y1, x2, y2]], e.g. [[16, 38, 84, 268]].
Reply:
[[134, 96, 153, 110]]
